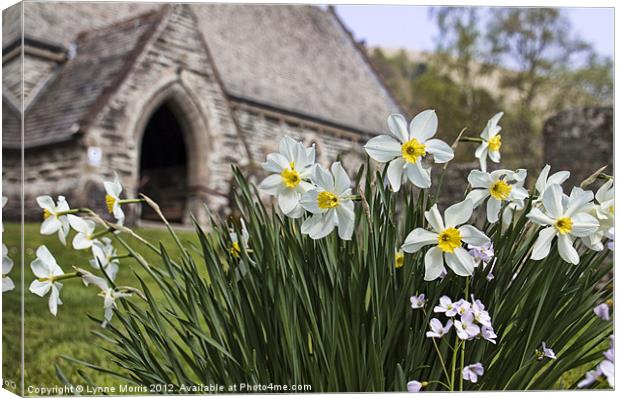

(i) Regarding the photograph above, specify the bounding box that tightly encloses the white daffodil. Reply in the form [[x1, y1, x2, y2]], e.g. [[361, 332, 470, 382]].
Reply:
[[475, 112, 503, 172], [364, 111, 454, 191], [36, 195, 71, 245], [258, 136, 316, 218], [229, 219, 251, 279], [90, 238, 120, 280], [395, 250, 405, 268], [104, 172, 125, 225], [466, 169, 529, 223], [2, 243, 14, 293], [67, 215, 99, 250], [527, 185, 599, 264], [80, 269, 132, 328], [582, 179, 614, 251], [229, 219, 250, 258], [300, 162, 355, 240], [401, 199, 490, 281], [534, 164, 570, 199], [29, 245, 64, 316]]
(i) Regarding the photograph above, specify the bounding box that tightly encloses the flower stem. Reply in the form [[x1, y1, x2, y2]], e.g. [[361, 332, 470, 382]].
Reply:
[[118, 198, 146, 205], [43, 271, 81, 283], [111, 254, 132, 260], [450, 338, 461, 391], [458, 136, 484, 143], [431, 337, 451, 383]]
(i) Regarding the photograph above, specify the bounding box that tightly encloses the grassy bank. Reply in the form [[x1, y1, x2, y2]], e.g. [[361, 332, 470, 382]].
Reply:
[[2, 222, 199, 392]]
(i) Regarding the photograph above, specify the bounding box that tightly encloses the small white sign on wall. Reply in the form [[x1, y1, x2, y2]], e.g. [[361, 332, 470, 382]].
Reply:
[[87, 146, 103, 167]]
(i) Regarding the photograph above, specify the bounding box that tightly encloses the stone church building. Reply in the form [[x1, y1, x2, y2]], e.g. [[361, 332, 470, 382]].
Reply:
[[2, 2, 401, 223]]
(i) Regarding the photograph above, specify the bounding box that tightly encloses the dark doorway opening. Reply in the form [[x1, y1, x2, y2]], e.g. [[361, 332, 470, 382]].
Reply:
[[139, 103, 188, 223]]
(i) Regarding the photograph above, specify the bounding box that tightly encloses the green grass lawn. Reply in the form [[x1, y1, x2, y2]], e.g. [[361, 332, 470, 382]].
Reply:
[[2, 222, 199, 394]]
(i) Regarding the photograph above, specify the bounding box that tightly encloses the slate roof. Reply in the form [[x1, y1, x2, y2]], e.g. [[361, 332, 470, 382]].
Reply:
[[3, 9, 165, 148], [3, 3, 401, 148]]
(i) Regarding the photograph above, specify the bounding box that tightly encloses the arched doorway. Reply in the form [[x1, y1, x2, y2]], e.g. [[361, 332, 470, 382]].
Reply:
[[139, 102, 188, 223]]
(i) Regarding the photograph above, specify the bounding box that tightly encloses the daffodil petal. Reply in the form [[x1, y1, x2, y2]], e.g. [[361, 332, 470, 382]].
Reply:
[[336, 204, 355, 240], [459, 225, 489, 246], [263, 153, 290, 173], [565, 188, 594, 217], [542, 185, 564, 219], [444, 199, 473, 227], [467, 170, 493, 189], [387, 114, 409, 142], [278, 189, 300, 215], [73, 233, 93, 250], [300, 190, 322, 214], [387, 158, 406, 192], [425, 205, 445, 232], [405, 162, 431, 189], [486, 198, 501, 223], [558, 233, 579, 264], [29, 280, 51, 297], [531, 226, 557, 260], [312, 165, 335, 192], [409, 109, 438, 143], [40, 216, 61, 235], [425, 139, 454, 163], [364, 135, 402, 163], [36, 195, 55, 211], [526, 208, 554, 226], [36, 245, 57, 267], [258, 174, 284, 195], [445, 247, 475, 276], [402, 228, 439, 253], [570, 213, 599, 237], [331, 162, 351, 194], [424, 246, 445, 281]]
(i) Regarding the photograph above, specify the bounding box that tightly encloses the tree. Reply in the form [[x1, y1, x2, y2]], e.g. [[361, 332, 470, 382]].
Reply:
[[485, 8, 592, 111]]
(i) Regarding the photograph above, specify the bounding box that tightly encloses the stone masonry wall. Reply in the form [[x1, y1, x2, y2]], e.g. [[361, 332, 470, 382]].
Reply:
[[543, 107, 613, 187], [2, 141, 86, 221], [232, 103, 370, 176], [82, 5, 249, 223]]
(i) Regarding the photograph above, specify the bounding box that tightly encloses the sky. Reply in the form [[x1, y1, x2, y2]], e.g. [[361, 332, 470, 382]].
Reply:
[[335, 5, 614, 61]]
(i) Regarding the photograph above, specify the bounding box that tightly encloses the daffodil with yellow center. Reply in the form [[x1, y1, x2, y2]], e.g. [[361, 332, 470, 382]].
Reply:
[[280, 162, 301, 188], [259, 136, 317, 218], [105, 194, 117, 214], [394, 251, 405, 268], [300, 162, 355, 240], [437, 227, 462, 253], [554, 217, 573, 235], [230, 241, 241, 258], [489, 180, 512, 201], [401, 138, 426, 164], [317, 191, 339, 209], [36, 195, 71, 245], [103, 173, 126, 225], [364, 111, 454, 191], [401, 200, 491, 281], [466, 169, 529, 224], [527, 184, 599, 265], [475, 112, 504, 171], [488, 134, 502, 152]]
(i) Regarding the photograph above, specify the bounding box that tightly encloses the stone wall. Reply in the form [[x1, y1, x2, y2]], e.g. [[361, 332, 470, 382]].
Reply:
[[81, 4, 249, 223], [543, 107, 613, 187], [232, 102, 369, 176], [2, 140, 86, 221]]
